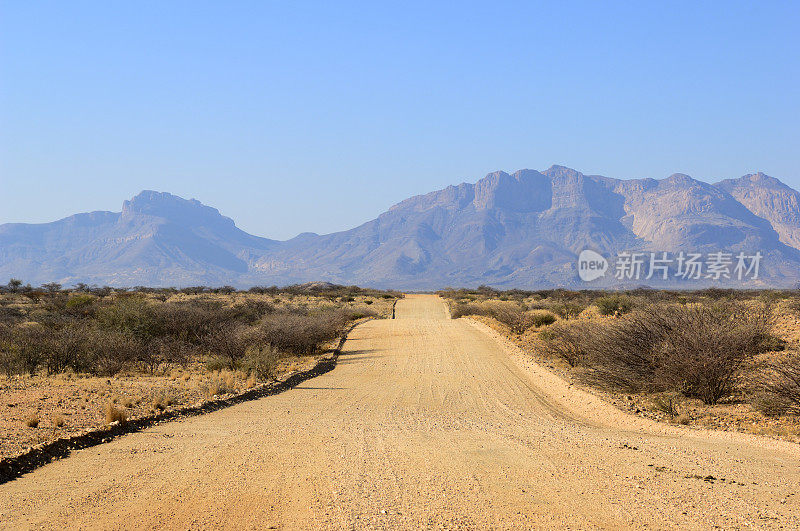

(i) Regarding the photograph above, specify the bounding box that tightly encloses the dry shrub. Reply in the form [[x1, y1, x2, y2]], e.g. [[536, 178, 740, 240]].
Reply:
[[204, 371, 237, 398], [151, 395, 167, 411], [344, 305, 378, 320], [254, 310, 347, 355], [65, 294, 96, 316], [84, 329, 141, 376], [540, 321, 594, 367], [0, 325, 19, 378], [51, 413, 65, 427], [787, 298, 800, 316], [228, 299, 275, 324], [529, 310, 557, 328], [154, 303, 223, 344], [651, 393, 681, 421], [583, 302, 775, 404], [104, 402, 127, 424], [11, 325, 50, 376], [486, 303, 534, 334], [151, 394, 174, 411], [204, 380, 222, 398], [759, 352, 800, 415], [44, 323, 88, 374], [0, 287, 382, 380], [452, 300, 554, 334], [242, 346, 280, 381], [25, 414, 40, 428], [449, 302, 485, 319], [202, 324, 248, 370]]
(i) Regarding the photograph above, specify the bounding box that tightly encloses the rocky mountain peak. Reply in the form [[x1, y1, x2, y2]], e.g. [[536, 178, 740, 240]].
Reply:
[[121, 190, 236, 229], [472, 169, 550, 212], [663, 173, 699, 187]]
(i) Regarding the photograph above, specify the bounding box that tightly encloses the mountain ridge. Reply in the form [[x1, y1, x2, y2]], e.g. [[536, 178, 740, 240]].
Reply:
[[2, 166, 799, 289]]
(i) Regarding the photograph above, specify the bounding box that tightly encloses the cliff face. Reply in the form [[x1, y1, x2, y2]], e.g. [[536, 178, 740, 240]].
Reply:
[[716, 173, 800, 250]]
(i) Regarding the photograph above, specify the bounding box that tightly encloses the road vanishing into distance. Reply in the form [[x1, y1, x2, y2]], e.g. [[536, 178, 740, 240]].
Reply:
[[2, 295, 799, 529]]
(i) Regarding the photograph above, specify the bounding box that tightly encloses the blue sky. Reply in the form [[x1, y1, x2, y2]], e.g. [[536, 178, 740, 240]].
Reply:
[[1, 1, 798, 239]]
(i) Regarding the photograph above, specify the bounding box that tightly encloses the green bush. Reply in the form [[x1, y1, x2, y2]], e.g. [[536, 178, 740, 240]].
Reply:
[[548, 302, 585, 319], [530, 311, 557, 327], [241, 346, 280, 381], [594, 295, 634, 316], [66, 294, 96, 316], [97, 298, 164, 341]]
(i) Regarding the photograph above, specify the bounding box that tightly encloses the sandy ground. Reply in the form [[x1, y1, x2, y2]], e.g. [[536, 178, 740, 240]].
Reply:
[[467, 312, 800, 442], [1, 295, 799, 529], [0, 357, 325, 459]]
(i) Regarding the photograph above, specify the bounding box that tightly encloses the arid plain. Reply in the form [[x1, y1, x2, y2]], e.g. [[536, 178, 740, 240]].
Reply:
[[2, 295, 798, 529]]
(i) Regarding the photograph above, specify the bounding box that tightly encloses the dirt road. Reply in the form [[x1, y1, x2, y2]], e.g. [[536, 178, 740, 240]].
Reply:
[[2, 295, 799, 529]]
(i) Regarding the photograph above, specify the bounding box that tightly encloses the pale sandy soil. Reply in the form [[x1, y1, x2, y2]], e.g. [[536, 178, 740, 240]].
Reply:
[[0, 357, 317, 459], [1, 295, 799, 529]]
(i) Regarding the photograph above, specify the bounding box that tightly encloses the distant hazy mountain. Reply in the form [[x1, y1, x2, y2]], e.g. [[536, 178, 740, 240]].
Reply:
[[2, 167, 799, 289]]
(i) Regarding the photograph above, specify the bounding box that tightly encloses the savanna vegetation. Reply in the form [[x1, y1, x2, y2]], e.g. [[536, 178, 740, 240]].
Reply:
[[440, 286, 800, 437], [0, 281, 399, 379], [0, 280, 401, 457]]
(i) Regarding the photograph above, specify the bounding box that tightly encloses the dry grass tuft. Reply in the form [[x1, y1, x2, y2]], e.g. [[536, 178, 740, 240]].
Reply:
[[104, 402, 127, 425], [24, 414, 40, 428], [51, 413, 65, 427], [203, 371, 238, 398], [152, 396, 166, 411]]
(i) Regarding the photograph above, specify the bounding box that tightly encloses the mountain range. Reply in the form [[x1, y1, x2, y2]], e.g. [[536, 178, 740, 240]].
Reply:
[[2, 165, 799, 289]]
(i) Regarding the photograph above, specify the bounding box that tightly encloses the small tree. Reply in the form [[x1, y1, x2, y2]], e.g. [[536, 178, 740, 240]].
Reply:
[[7, 279, 22, 293], [13, 326, 50, 376], [41, 282, 62, 294], [44, 324, 87, 374]]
